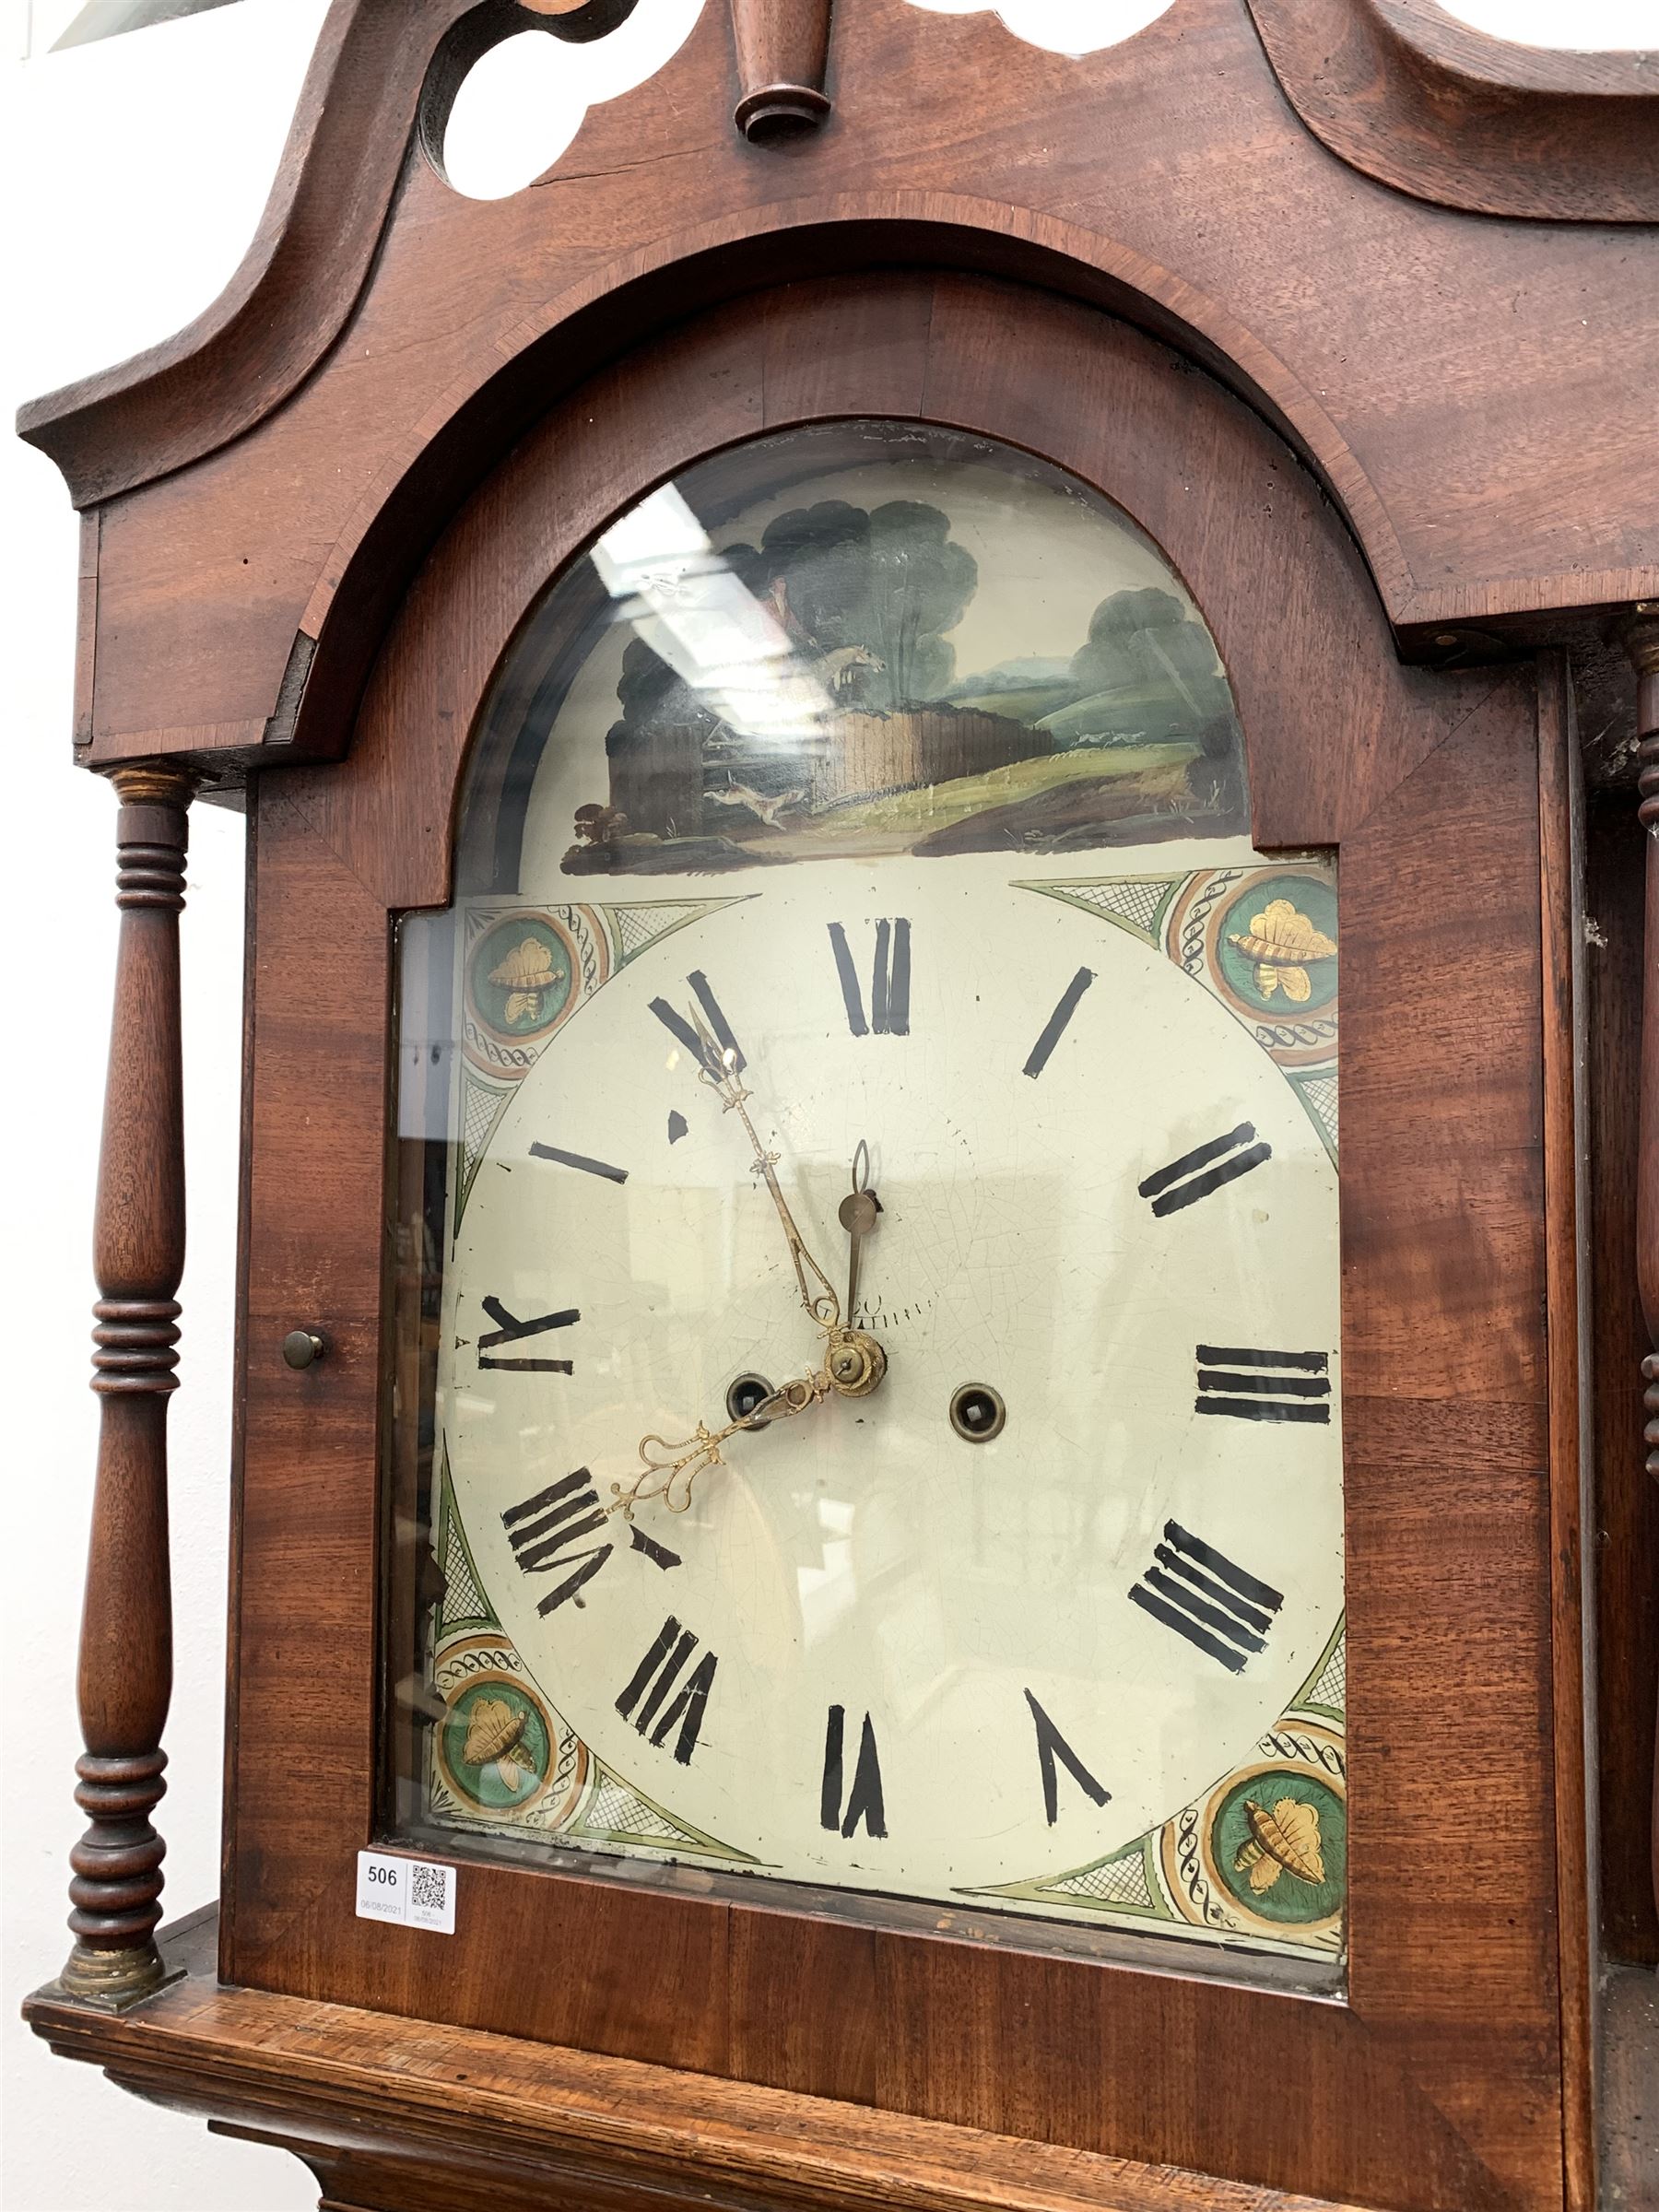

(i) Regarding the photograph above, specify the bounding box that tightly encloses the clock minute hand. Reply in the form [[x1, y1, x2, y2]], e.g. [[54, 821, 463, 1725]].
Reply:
[[691, 1012, 841, 1333], [704, 1050, 885, 1401]]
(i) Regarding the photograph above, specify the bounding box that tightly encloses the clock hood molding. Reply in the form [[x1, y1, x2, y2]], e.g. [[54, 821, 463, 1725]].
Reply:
[[17, 0, 1658, 784], [1247, 0, 1659, 224]]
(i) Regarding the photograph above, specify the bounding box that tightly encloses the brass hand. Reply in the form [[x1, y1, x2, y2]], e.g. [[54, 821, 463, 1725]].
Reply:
[[837, 1139, 881, 1328], [612, 1366, 833, 1521], [695, 1050, 885, 1403], [616, 1020, 888, 1523], [691, 1012, 841, 1332]]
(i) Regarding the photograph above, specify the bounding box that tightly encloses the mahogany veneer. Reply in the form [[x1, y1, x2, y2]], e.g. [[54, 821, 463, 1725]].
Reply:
[[18, 3, 1657, 2206]]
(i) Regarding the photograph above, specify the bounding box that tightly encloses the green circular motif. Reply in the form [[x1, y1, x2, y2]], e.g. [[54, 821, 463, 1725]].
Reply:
[[441, 1678, 553, 1810], [469, 916, 574, 1038], [1212, 1771, 1346, 1925], [1215, 873, 1338, 1016]]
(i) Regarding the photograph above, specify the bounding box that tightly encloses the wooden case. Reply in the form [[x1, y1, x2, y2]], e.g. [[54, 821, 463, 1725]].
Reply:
[[21, 3, 1659, 2208], [219, 273, 1571, 2211]]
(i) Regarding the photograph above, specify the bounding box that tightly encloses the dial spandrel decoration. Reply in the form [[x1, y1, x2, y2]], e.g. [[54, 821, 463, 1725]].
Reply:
[[389, 422, 1346, 1984]]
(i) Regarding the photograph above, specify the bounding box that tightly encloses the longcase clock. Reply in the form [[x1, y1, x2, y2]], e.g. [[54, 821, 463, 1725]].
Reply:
[[19, 3, 1659, 2209]]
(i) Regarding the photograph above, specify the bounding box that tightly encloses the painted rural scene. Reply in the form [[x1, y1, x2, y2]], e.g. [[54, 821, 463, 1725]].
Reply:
[[536, 439, 1247, 877]]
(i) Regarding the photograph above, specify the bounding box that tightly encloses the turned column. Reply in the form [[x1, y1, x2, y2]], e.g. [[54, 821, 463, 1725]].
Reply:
[[59, 763, 194, 2005], [1623, 605, 1659, 1924]]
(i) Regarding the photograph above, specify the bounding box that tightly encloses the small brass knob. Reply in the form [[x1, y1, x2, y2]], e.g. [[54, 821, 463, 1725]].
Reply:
[[281, 1329, 326, 1371], [825, 1328, 887, 1399]]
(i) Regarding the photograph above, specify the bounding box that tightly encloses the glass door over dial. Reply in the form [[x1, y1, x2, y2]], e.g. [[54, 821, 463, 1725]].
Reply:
[[389, 423, 1345, 1981]]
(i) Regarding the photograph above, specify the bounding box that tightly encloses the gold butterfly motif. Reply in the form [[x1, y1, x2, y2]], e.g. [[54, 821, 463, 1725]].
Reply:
[[487, 935, 560, 1026], [1227, 898, 1336, 1003], [1233, 1795, 1326, 1893], [461, 1695, 535, 1795]]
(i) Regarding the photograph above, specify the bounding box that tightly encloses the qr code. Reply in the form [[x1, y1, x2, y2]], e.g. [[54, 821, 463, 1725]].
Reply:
[[410, 1863, 448, 1915], [356, 1849, 455, 1932]]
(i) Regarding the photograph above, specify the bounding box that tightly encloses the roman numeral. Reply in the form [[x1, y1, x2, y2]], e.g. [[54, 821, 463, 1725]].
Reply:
[[1022, 966, 1094, 1078], [1128, 1522, 1283, 1675], [527, 1141, 629, 1184], [649, 971, 745, 1076], [688, 971, 744, 1072], [1195, 1345, 1331, 1423], [827, 919, 911, 1036], [502, 1472, 679, 1614], [1138, 1123, 1272, 1216], [479, 1295, 577, 1373], [1023, 1690, 1111, 1826], [616, 1616, 717, 1764], [819, 1705, 887, 1839]]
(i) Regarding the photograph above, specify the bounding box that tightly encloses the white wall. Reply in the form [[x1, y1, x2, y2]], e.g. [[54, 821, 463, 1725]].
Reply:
[[1439, 0, 1654, 38], [2, 13, 333, 2208], [1, 3, 1650, 2208]]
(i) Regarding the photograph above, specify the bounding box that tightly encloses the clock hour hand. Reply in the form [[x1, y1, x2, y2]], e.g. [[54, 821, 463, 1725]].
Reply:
[[614, 1365, 834, 1521], [612, 1288, 889, 1521]]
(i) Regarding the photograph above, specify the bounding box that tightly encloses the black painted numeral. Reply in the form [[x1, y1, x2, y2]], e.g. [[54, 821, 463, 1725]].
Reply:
[[649, 971, 746, 1077], [1195, 1345, 1331, 1424], [1024, 1689, 1111, 1826], [1022, 966, 1095, 1079], [502, 1472, 679, 1615], [616, 1616, 717, 1764], [688, 971, 744, 1072], [1127, 1521, 1283, 1675], [478, 1295, 578, 1373], [820, 1704, 887, 1839], [1138, 1123, 1272, 1217], [827, 919, 911, 1037], [528, 1140, 629, 1184]]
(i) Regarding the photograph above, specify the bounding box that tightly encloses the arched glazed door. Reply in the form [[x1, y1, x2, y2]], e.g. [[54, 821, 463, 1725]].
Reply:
[[232, 274, 1563, 2212], [405, 411, 1343, 1951]]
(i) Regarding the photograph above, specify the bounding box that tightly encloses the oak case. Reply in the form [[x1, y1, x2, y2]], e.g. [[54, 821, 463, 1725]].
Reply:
[[227, 274, 1566, 2210]]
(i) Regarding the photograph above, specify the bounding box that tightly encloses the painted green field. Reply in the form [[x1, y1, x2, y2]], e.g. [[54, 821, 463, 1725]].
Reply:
[[818, 741, 1198, 837]]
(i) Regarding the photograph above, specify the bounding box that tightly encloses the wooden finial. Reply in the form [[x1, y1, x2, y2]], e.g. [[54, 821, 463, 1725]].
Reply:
[[729, 0, 833, 141], [57, 763, 194, 2007]]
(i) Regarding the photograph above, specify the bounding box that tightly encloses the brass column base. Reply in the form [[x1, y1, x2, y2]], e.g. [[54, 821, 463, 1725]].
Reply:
[[47, 1941, 185, 2014]]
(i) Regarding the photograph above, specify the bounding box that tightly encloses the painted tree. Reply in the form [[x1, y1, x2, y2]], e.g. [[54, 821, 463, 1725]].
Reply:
[[1062, 585, 1236, 742], [737, 497, 979, 708]]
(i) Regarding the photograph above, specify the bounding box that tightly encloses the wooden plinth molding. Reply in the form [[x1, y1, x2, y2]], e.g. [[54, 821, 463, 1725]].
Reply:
[[26, 1910, 1371, 2212], [1620, 602, 1659, 1927], [56, 762, 194, 2007], [728, 0, 832, 139]]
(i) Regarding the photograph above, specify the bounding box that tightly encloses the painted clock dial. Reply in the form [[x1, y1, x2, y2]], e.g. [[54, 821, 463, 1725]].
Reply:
[[396, 423, 1347, 1975]]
